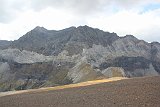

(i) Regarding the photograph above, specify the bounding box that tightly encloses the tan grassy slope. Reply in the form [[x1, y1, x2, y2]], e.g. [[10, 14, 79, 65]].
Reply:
[[0, 77, 126, 97]]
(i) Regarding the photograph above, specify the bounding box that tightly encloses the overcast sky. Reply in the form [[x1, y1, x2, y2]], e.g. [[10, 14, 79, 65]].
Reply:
[[0, 0, 160, 42]]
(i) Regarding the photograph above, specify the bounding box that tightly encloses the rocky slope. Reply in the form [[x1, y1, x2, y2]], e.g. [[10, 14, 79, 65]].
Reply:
[[0, 40, 11, 49], [0, 25, 160, 91]]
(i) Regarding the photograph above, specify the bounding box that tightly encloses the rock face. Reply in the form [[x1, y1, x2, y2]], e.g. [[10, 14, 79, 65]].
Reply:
[[67, 56, 101, 83], [0, 25, 160, 92], [0, 48, 53, 63], [0, 40, 11, 49], [102, 67, 125, 78]]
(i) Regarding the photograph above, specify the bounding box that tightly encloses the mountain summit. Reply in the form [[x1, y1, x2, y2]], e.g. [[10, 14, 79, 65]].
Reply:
[[11, 26, 119, 55], [0, 25, 160, 91]]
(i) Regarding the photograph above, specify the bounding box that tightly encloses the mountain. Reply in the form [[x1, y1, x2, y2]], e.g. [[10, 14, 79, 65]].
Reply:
[[0, 25, 160, 91], [0, 40, 11, 49], [11, 25, 119, 55]]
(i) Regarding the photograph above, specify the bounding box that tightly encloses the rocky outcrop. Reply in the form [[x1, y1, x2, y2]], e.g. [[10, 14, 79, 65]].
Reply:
[[0, 62, 11, 81], [126, 64, 159, 77], [0, 40, 11, 49], [67, 56, 102, 83], [0, 48, 53, 63], [102, 67, 125, 78], [0, 60, 74, 91]]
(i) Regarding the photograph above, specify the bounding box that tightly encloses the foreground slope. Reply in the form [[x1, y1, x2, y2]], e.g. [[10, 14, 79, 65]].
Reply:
[[0, 76, 160, 107]]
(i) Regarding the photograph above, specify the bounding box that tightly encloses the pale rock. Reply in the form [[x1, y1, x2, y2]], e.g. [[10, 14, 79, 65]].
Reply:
[[102, 67, 125, 78], [0, 48, 53, 63]]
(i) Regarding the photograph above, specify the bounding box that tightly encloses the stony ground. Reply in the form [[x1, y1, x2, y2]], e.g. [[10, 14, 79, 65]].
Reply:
[[0, 76, 160, 107]]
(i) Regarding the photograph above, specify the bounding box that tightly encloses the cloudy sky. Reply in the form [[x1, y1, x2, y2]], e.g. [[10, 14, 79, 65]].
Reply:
[[0, 0, 160, 42]]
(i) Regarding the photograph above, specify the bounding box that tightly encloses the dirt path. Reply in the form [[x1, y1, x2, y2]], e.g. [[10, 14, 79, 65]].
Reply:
[[0, 76, 160, 107]]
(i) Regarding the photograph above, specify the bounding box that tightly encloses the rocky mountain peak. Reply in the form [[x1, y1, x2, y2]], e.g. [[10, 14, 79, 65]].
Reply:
[[125, 34, 135, 38], [77, 25, 100, 32], [10, 26, 120, 55], [123, 35, 138, 40], [77, 25, 91, 29], [33, 26, 48, 32]]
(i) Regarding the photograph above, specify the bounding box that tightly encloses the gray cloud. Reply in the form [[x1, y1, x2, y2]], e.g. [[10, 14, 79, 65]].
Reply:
[[0, 0, 28, 23], [30, 0, 158, 13], [0, 0, 156, 23], [30, 0, 107, 15], [0, 0, 12, 23], [29, 0, 147, 14], [0, 0, 106, 23]]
